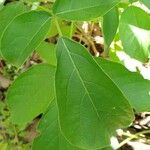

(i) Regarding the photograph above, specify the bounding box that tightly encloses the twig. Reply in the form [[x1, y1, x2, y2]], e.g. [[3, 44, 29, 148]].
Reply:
[[74, 23, 99, 56], [117, 130, 150, 149]]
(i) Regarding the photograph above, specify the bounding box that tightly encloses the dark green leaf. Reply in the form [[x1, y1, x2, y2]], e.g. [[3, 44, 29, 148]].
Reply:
[[55, 37, 134, 149]]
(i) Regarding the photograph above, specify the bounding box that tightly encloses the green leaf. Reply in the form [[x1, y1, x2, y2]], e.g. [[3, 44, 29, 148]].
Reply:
[[55, 37, 134, 149], [36, 42, 57, 66], [0, 2, 27, 59], [141, 0, 150, 9], [7, 64, 55, 125], [53, 0, 120, 21], [0, 2, 27, 40], [119, 6, 150, 62], [33, 101, 114, 150], [0, 11, 51, 67], [103, 7, 119, 56], [47, 18, 74, 37], [95, 58, 150, 112], [32, 100, 84, 150]]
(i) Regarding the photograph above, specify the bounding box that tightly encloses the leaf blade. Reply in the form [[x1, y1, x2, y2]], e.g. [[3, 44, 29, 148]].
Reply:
[[53, 0, 120, 21], [95, 58, 150, 112], [102, 7, 119, 56], [7, 64, 56, 126], [0, 2, 27, 57], [0, 11, 51, 67], [119, 6, 150, 62], [55, 37, 134, 149], [32, 100, 84, 150]]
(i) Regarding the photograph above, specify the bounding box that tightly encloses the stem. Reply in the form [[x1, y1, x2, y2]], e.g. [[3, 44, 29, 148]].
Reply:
[[117, 130, 150, 149], [70, 21, 74, 38], [102, 45, 109, 58], [74, 23, 99, 56], [54, 17, 63, 36]]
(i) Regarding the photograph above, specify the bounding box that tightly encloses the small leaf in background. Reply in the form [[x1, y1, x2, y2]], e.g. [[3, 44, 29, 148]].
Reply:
[[119, 6, 150, 62], [95, 58, 150, 112], [36, 42, 57, 66], [53, 0, 120, 21], [0, 142, 8, 150], [7, 64, 55, 126], [141, 0, 150, 9], [47, 18, 75, 37], [102, 7, 119, 56], [55, 37, 133, 149], [32, 100, 84, 150], [0, 11, 51, 67]]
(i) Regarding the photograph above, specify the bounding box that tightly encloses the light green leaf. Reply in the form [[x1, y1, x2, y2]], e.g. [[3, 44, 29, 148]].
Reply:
[[53, 0, 120, 21], [55, 37, 134, 149], [103, 7, 119, 56], [141, 0, 150, 9], [32, 100, 83, 150], [7, 64, 55, 125], [47, 18, 74, 37], [0, 11, 51, 67], [95, 58, 150, 112], [0, 142, 8, 150], [119, 6, 150, 62], [36, 42, 57, 66]]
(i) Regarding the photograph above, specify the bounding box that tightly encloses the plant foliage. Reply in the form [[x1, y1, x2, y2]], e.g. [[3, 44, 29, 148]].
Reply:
[[0, 0, 150, 149]]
